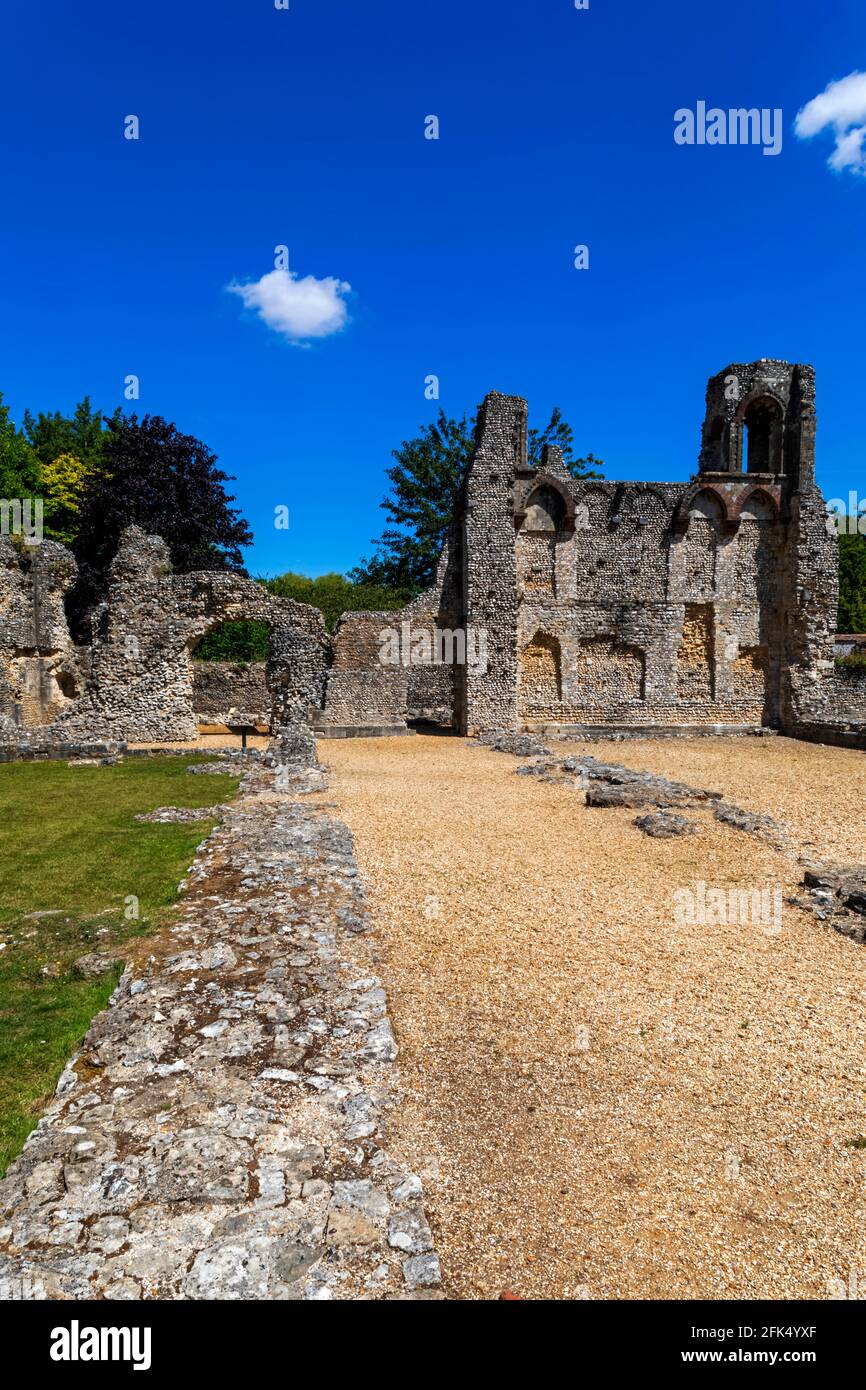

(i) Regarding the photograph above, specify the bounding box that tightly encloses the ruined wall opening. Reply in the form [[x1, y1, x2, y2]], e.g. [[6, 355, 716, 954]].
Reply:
[[744, 397, 783, 474], [517, 485, 568, 598], [189, 619, 273, 732], [677, 603, 714, 700], [519, 631, 562, 716], [523, 484, 566, 533]]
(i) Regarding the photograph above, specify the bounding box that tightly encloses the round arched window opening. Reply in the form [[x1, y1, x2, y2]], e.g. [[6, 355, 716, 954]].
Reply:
[[743, 397, 783, 475], [522, 484, 567, 533]]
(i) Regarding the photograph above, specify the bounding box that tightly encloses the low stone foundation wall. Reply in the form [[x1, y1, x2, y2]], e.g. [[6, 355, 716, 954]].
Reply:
[[0, 749, 441, 1300]]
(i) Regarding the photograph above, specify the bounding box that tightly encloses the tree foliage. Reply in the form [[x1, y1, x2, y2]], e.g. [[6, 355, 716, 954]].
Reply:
[[265, 571, 410, 632], [39, 452, 95, 544], [24, 397, 112, 475], [70, 413, 252, 633], [838, 529, 866, 633], [0, 392, 39, 501], [351, 406, 604, 593], [194, 619, 272, 662]]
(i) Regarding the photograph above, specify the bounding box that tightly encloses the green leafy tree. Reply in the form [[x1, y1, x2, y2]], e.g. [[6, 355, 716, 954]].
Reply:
[[21, 398, 113, 544], [194, 619, 272, 662], [838, 529, 866, 633], [0, 392, 40, 502], [70, 413, 253, 634], [351, 406, 603, 593], [265, 572, 410, 631], [39, 452, 95, 544], [24, 397, 112, 474]]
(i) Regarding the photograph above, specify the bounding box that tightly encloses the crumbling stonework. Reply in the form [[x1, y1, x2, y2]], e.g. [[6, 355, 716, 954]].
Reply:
[[1, 527, 328, 747], [0, 754, 441, 1300], [1, 358, 862, 750], [312, 358, 863, 743], [192, 661, 271, 730], [0, 536, 84, 733]]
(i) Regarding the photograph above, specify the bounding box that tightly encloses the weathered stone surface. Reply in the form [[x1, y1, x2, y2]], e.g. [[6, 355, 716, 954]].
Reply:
[[0, 753, 440, 1300], [793, 861, 866, 943], [713, 803, 787, 845], [633, 811, 699, 838], [477, 730, 550, 757]]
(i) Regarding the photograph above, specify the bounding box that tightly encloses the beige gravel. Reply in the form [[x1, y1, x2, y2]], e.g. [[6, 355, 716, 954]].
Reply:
[[322, 732, 866, 1301]]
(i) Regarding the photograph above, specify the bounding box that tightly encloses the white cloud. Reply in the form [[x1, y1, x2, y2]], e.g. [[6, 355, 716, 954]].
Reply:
[[795, 70, 866, 175], [227, 267, 351, 344]]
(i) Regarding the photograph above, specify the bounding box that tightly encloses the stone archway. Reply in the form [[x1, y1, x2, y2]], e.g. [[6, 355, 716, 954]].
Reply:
[[55, 527, 330, 743]]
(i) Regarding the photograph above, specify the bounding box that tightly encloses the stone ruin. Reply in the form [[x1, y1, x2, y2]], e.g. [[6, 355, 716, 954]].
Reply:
[[1, 357, 865, 754]]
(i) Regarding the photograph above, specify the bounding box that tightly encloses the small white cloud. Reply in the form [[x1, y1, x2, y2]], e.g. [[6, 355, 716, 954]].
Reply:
[[227, 267, 351, 344], [795, 70, 866, 176]]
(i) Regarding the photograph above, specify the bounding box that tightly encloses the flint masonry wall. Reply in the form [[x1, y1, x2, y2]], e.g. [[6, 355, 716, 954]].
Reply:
[[315, 532, 463, 732], [453, 359, 866, 741], [1, 358, 862, 749], [0, 536, 84, 732], [0, 526, 329, 747], [192, 661, 271, 729]]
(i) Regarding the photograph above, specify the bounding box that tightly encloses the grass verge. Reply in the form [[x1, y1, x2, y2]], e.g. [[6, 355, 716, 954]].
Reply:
[[0, 756, 241, 1176]]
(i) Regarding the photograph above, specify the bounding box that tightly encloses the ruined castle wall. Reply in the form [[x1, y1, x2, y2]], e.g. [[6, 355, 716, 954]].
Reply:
[[192, 661, 271, 727], [0, 527, 330, 746], [512, 476, 784, 730], [459, 394, 524, 734], [317, 530, 462, 731], [0, 537, 84, 729]]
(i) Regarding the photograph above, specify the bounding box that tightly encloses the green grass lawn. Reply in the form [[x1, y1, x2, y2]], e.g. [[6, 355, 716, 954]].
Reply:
[[0, 756, 241, 1176]]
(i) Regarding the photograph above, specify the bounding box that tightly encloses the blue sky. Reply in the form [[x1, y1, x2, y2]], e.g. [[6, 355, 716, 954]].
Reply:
[[1, 0, 864, 576]]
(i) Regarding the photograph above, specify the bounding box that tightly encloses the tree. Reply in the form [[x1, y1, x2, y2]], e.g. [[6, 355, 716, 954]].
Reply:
[[527, 405, 604, 480], [351, 406, 603, 593], [838, 529, 866, 633], [194, 619, 272, 662], [24, 397, 112, 475], [21, 397, 113, 544], [265, 571, 411, 631], [39, 452, 95, 544], [70, 414, 252, 633], [0, 392, 39, 502]]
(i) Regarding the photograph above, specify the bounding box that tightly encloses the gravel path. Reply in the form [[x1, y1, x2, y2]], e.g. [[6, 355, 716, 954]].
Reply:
[[323, 733, 866, 1300]]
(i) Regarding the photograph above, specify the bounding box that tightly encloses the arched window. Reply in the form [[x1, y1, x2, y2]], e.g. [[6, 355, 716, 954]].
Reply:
[[523, 484, 566, 533], [687, 488, 725, 525], [743, 397, 782, 474], [738, 489, 777, 522]]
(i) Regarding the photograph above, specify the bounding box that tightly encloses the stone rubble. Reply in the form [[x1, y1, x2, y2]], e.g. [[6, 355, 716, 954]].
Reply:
[[789, 862, 866, 944], [712, 801, 788, 847], [476, 729, 551, 758], [134, 805, 227, 824], [0, 745, 442, 1300], [633, 811, 699, 838]]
